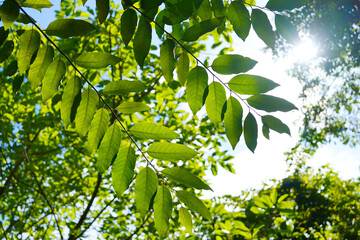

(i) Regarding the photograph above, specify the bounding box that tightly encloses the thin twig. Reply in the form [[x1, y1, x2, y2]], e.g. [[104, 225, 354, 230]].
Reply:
[[125, 212, 152, 240]]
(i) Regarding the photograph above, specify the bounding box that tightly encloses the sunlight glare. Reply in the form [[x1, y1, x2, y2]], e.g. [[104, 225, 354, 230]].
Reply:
[[290, 39, 318, 63]]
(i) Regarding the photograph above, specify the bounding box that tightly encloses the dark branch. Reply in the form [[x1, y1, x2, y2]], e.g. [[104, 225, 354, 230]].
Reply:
[[125, 212, 152, 240]]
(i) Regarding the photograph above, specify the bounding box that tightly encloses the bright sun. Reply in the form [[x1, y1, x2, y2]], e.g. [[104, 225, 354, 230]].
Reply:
[[290, 39, 318, 63]]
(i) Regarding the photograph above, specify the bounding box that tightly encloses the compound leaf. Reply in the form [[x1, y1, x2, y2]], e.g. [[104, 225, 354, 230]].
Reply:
[[130, 122, 179, 140], [262, 115, 290, 135], [88, 108, 110, 153], [212, 54, 257, 75], [227, 1, 250, 41], [46, 19, 95, 38], [251, 9, 275, 49], [75, 52, 121, 69], [28, 46, 54, 89], [244, 112, 257, 152], [116, 102, 150, 114], [205, 82, 226, 125], [133, 16, 152, 68], [186, 66, 208, 114], [224, 96, 243, 149], [42, 58, 66, 102], [154, 186, 172, 237], [75, 89, 99, 136], [135, 167, 158, 218], [103, 80, 147, 95], [147, 142, 197, 161], [61, 76, 82, 127], [176, 190, 211, 220], [160, 39, 176, 82], [162, 167, 212, 190], [17, 29, 40, 75], [228, 74, 279, 95], [121, 8, 137, 46], [247, 95, 298, 112]]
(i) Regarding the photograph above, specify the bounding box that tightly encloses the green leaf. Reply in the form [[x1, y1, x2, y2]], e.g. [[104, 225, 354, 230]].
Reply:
[[96, 0, 109, 24], [262, 115, 290, 135], [244, 113, 257, 153], [0, 0, 18, 30], [87, 108, 110, 154], [46, 19, 96, 38], [130, 122, 179, 140], [121, 8, 137, 47], [224, 96, 243, 149], [161, 167, 212, 190], [186, 66, 208, 115], [12, 76, 24, 94], [155, 10, 165, 38], [197, 0, 212, 21], [75, 89, 99, 136], [247, 95, 298, 112], [211, 0, 226, 17], [211, 54, 257, 75], [0, 41, 14, 63], [162, 0, 194, 25], [112, 146, 136, 196], [140, 0, 164, 11], [133, 16, 152, 68], [0, 27, 9, 47], [262, 124, 270, 140], [251, 9, 275, 49], [154, 186, 172, 237], [102, 80, 147, 95], [228, 74, 279, 95], [96, 123, 122, 173], [147, 142, 197, 161], [61, 76, 82, 127], [227, 1, 250, 41], [75, 52, 121, 69], [266, 0, 305, 11], [135, 167, 158, 218], [275, 15, 300, 45], [182, 17, 224, 42], [176, 190, 211, 220], [28, 46, 54, 89], [42, 59, 66, 102], [3, 61, 17, 77], [23, 0, 53, 9], [160, 39, 176, 82], [176, 52, 189, 86], [179, 207, 192, 233], [116, 102, 150, 114], [17, 29, 40, 75], [205, 82, 226, 124]]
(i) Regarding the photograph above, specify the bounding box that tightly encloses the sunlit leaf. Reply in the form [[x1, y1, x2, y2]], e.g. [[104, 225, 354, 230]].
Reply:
[[17, 29, 40, 75], [182, 17, 224, 41], [176, 52, 189, 86], [133, 16, 152, 68], [212, 54, 257, 75], [130, 122, 179, 140], [275, 14, 300, 45], [262, 115, 290, 135], [162, 167, 212, 190], [160, 39, 176, 82], [116, 102, 150, 114], [103, 80, 147, 95], [28, 46, 54, 89], [121, 8, 137, 47], [46, 19, 96, 38], [179, 207, 192, 233], [135, 167, 158, 218], [96, 123, 122, 173], [266, 0, 305, 11], [228, 74, 279, 95], [205, 82, 226, 124], [147, 142, 197, 161], [154, 186, 172, 237], [42, 59, 66, 102], [0, 41, 14, 63], [247, 95, 298, 112], [0, 0, 19, 30], [227, 1, 251, 41], [112, 146, 136, 196], [176, 190, 211, 220], [88, 108, 110, 153], [61, 76, 82, 127], [96, 0, 109, 24], [186, 66, 208, 114], [224, 96, 243, 149], [23, 0, 53, 9], [251, 9, 275, 49], [75, 89, 99, 136], [75, 52, 121, 69], [244, 112, 257, 152]]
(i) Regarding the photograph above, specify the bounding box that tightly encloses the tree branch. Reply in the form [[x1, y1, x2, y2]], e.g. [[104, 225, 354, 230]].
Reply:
[[125, 212, 152, 240], [0, 156, 24, 198]]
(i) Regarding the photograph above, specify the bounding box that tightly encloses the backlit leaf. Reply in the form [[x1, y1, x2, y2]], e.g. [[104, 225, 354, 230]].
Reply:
[[130, 122, 179, 140], [23, 0, 53, 9], [28, 46, 54, 89], [46, 19, 96, 38], [121, 8, 137, 46], [61, 76, 82, 127], [205, 82, 226, 124], [112, 146, 136, 196], [179, 207, 192, 233], [186, 66, 208, 115], [212, 54, 257, 75], [42, 59, 66, 102], [0, 0, 19, 30], [96, 0, 109, 24], [88, 108, 110, 153], [176, 52, 189, 86], [103, 80, 147, 95], [228, 74, 279, 95], [244, 112, 257, 152], [96, 123, 122, 173], [251, 9, 275, 49], [197, 0, 212, 21], [262, 115, 290, 135], [75, 52, 121, 69], [17, 29, 40, 75], [176, 190, 211, 220], [266, 0, 305, 11], [275, 14, 300, 45], [133, 16, 152, 68], [135, 167, 158, 218], [116, 102, 150, 114], [182, 17, 224, 42], [147, 142, 197, 161], [160, 39, 176, 82], [75, 89, 99, 136], [0, 41, 14, 63], [224, 96, 243, 149], [227, 1, 250, 41], [247, 95, 298, 112], [262, 124, 270, 139], [162, 167, 212, 190], [154, 186, 172, 237]]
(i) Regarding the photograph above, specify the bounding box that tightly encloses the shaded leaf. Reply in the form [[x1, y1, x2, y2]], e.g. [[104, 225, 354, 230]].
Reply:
[[176, 190, 211, 220], [75, 52, 121, 69], [130, 122, 179, 140], [275, 14, 300, 45], [251, 9, 275, 49], [182, 17, 224, 42], [121, 8, 137, 46], [116, 102, 150, 114], [212, 54, 257, 75], [211, 0, 226, 17], [112, 146, 136, 196], [12, 75, 24, 94], [262, 115, 290, 135], [0, 27, 9, 47], [147, 142, 197, 161], [224, 96, 243, 149], [197, 0, 212, 21], [88, 108, 110, 153], [0, 41, 14, 63], [140, 0, 164, 11], [162, 0, 194, 25], [46, 19, 96, 38], [61, 77, 82, 127], [227, 1, 251, 41], [154, 186, 172, 237], [247, 95, 298, 112], [162, 167, 212, 190], [96, 0, 109, 24], [103, 80, 147, 95], [179, 207, 192, 233], [244, 112, 257, 152], [266, 0, 305, 11], [42, 59, 66, 102], [0, 0, 19, 30], [96, 123, 122, 173], [262, 124, 270, 140], [160, 39, 176, 82], [186, 66, 208, 114], [228, 74, 279, 95], [75, 89, 99, 136], [176, 52, 189, 86], [135, 167, 158, 218], [205, 82, 226, 124], [28, 46, 54, 89], [17, 29, 40, 75], [133, 16, 152, 68]]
